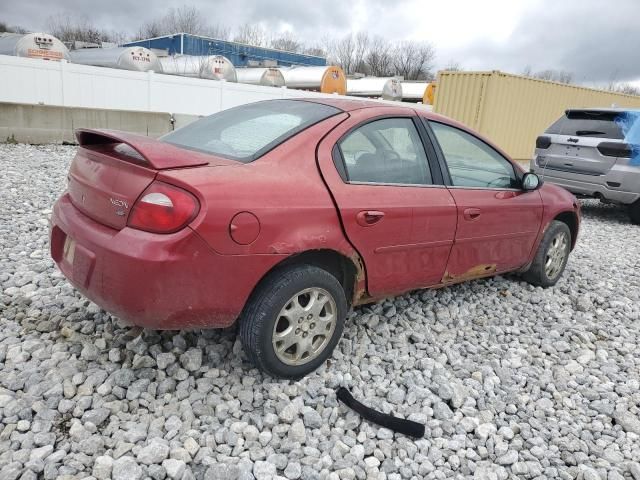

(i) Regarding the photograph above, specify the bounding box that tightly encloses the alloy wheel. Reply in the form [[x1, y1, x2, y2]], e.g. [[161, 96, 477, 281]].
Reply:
[[271, 287, 337, 366], [544, 231, 569, 280]]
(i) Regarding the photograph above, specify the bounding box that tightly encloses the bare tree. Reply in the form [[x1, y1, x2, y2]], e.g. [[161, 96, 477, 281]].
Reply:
[[165, 6, 205, 34], [531, 69, 573, 84], [47, 13, 122, 44], [303, 45, 326, 57], [327, 34, 355, 74], [353, 32, 369, 73], [365, 35, 393, 76], [136, 6, 228, 40], [204, 25, 230, 40], [443, 60, 463, 71], [391, 41, 435, 80], [0, 21, 27, 34], [270, 32, 302, 52], [326, 32, 370, 75], [608, 82, 640, 96], [234, 23, 267, 46], [136, 20, 162, 39]]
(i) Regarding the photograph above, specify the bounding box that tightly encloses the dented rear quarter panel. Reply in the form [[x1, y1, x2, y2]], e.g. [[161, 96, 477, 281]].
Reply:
[[159, 112, 366, 304], [160, 113, 353, 257]]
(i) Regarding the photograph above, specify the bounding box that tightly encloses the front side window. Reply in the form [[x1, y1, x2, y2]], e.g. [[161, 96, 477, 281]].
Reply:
[[162, 100, 340, 162], [338, 118, 432, 185], [430, 122, 518, 189]]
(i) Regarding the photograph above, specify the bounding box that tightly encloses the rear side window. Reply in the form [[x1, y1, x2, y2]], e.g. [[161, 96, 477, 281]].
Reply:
[[546, 111, 624, 139], [338, 118, 433, 185], [162, 100, 340, 162]]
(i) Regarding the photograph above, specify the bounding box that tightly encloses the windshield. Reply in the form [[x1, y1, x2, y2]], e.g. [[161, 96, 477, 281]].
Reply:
[[546, 111, 626, 139], [161, 100, 341, 163]]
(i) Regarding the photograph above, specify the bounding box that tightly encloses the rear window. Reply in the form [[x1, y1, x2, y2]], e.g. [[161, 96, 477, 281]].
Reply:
[[546, 111, 625, 139], [162, 100, 340, 163]]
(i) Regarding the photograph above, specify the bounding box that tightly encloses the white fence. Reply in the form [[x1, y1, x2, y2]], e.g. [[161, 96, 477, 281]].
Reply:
[[0, 55, 339, 116], [0, 55, 431, 117]]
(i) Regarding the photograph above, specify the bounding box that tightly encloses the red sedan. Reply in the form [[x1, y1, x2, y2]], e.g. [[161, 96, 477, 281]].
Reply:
[[51, 98, 580, 378]]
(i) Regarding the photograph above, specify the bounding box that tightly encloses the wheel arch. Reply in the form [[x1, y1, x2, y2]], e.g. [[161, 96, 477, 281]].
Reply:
[[247, 248, 364, 309], [553, 210, 579, 249]]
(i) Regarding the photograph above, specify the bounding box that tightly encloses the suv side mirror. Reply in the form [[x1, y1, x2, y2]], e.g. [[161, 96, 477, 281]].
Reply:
[[522, 172, 542, 191]]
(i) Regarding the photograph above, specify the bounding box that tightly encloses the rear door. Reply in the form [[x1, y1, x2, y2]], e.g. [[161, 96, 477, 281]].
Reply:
[[428, 120, 543, 280], [536, 110, 624, 175], [317, 107, 457, 296]]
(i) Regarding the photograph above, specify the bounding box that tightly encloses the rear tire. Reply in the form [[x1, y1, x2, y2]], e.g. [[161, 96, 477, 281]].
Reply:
[[629, 200, 640, 225], [522, 221, 571, 288], [239, 264, 347, 379]]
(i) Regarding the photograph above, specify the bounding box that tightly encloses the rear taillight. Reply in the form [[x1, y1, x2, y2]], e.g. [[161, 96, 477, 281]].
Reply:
[[597, 141, 632, 158], [128, 181, 200, 234], [536, 136, 552, 149]]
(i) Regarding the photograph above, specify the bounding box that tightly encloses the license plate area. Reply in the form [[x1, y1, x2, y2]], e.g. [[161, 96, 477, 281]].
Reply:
[[564, 145, 582, 157]]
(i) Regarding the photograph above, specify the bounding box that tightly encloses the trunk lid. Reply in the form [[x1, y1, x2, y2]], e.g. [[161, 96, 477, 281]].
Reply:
[[540, 134, 618, 175], [68, 129, 235, 230]]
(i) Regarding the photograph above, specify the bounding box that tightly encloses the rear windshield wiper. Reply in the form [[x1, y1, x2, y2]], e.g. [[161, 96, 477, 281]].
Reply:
[[574, 130, 606, 136]]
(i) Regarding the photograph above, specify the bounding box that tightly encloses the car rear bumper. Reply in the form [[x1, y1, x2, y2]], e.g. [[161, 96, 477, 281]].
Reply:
[[51, 193, 284, 329], [531, 156, 640, 204]]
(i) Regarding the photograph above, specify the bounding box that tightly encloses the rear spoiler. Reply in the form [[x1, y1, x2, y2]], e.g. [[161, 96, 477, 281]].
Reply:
[[75, 129, 212, 170], [565, 109, 620, 120]]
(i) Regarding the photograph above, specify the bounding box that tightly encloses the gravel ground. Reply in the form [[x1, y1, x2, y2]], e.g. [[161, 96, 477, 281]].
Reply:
[[1, 143, 640, 480]]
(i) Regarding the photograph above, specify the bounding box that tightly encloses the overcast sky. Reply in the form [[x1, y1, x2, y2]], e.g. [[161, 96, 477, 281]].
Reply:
[[4, 0, 640, 86]]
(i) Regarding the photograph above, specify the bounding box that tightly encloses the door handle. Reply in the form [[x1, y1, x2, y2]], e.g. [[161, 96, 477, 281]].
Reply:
[[463, 208, 481, 220], [356, 210, 385, 226]]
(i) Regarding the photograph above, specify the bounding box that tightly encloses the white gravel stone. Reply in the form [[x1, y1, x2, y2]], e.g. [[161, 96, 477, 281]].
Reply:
[[162, 459, 186, 479], [289, 419, 306, 443], [112, 456, 142, 480], [253, 460, 277, 479], [137, 441, 170, 464], [92, 456, 113, 480], [2, 144, 640, 480]]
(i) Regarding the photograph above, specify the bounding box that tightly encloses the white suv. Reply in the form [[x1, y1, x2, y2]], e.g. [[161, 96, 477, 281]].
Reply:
[[531, 108, 640, 223]]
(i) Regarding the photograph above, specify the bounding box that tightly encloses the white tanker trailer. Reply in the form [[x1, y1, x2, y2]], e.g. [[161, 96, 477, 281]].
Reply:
[[159, 55, 237, 81], [400, 81, 431, 103], [69, 46, 162, 72], [347, 77, 403, 101], [236, 67, 286, 87], [0, 32, 70, 61], [280, 66, 346, 94]]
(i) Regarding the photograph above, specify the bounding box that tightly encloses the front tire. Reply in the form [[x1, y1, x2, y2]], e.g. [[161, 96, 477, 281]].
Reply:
[[239, 264, 348, 379], [522, 220, 571, 287]]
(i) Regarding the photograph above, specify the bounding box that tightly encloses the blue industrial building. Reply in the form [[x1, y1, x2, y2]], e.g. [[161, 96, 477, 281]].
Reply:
[[124, 33, 326, 67]]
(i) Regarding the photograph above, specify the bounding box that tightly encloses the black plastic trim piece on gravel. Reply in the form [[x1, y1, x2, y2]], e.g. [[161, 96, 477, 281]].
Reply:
[[336, 387, 425, 438]]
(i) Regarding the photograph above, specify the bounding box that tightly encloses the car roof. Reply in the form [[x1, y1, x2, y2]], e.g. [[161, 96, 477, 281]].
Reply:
[[292, 97, 450, 123], [565, 107, 640, 115], [292, 97, 389, 112], [280, 97, 517, 164]]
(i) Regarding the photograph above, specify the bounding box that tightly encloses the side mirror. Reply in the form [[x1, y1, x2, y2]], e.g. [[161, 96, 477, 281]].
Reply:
[[522, 172, 542, 191]]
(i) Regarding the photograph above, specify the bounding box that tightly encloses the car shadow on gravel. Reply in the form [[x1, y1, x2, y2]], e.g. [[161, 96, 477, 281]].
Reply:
[[579, 199, 633, 225]]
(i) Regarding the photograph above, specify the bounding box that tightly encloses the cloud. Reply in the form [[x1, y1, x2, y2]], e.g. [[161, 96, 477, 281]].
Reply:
[[3, 0, 640, 83], [442, 0, 640, 84]]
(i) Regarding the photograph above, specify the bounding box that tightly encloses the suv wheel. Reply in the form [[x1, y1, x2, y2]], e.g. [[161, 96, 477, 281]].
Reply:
[[240, 264, 348, 379], [523, 221, 571, 287], [629, 200, 640, 225]]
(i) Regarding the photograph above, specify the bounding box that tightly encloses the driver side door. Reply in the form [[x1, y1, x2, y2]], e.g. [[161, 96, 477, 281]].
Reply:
[[428, 121, 543, 281]]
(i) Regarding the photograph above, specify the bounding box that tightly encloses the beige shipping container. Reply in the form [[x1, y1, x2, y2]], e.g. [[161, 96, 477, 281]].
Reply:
[[433, 70, 640, 161]]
